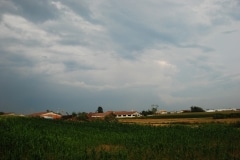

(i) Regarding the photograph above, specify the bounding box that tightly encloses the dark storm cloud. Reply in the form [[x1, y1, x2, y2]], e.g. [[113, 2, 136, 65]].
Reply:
[[178, 44, 215, 52], [0, 68, 95, 114], [222, 30, 238, 34], [63, 60, 98, 72], [215, 0, 240, 21], [60, 1, 96, 23], [108, 19, 176, 51], [10, 0, 59, 22], [1, 0, 240, 114], [94, 1, 215, 59], [0, 68, 161, 114]]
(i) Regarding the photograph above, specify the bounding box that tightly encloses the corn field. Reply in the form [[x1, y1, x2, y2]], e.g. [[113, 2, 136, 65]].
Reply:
[[0, 117, 240, 160]]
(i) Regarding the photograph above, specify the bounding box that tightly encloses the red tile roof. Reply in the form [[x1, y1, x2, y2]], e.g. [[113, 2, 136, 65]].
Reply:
[[28, 111, 62, 119], [28, 112, 48, 117], [91, 111, 113, 118], [113, 111, 138, 115]]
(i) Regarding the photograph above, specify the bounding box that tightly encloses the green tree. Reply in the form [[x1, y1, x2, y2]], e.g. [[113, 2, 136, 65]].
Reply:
[[104, 113, 117, 122], [141, 110, 153, 116], [141, 104, 159, 116], [190, 106, 205, 112], [97, 106, 103, 113], [72, 112, 77, 117], [151, 104, 159, 114], [77, 112, 88, 121]]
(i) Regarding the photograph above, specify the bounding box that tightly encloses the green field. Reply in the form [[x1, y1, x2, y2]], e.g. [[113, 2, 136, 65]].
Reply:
[[1, 117, 240, 160], [141, 111, 240, 119]]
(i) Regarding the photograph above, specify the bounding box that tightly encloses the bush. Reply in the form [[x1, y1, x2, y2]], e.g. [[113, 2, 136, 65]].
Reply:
[[77, 112, 88, 121], [231, 121, 240, 128], [104, 113, 118, 122], [213, 113, 226, 119], [213, 113, 240, 119], [190, 106, 205, 112]]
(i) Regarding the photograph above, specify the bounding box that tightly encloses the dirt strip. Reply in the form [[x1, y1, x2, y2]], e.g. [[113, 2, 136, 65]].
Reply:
[[118, 118, 240, 126]]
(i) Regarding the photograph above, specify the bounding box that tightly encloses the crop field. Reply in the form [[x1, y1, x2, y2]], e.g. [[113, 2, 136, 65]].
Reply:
[[119, 111, 240, 126], [118, 117, 240, 126], [1, 116, 240, 160]]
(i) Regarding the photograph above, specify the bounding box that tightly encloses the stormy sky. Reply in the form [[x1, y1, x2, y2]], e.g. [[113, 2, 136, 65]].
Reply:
[[0, 0, 240, 114]]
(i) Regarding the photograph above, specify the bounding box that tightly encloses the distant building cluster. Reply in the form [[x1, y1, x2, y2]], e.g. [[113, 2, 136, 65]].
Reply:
[[90, 111, 141, 119], [0, 110, 142, 120], [29, 111, 62, 119], [1, 107, 240, 120], [205, 108, 238, 112]]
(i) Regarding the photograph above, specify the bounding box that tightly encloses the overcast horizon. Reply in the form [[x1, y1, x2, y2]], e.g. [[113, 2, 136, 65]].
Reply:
[[1, 0, 240, 114]]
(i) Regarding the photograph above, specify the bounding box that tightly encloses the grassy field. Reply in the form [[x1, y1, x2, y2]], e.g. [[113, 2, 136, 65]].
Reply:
[[1, 116, 240, 160], [140, 111, 240, 119], [119, 111, 240, 126], [118, 117, 240, 126]]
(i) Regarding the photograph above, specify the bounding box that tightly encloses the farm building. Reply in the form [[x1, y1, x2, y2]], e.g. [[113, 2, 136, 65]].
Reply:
[[1, 112, 16, 116], [113, 111, 141, 118], [90, 111, 113, 119], [155, 110, 168, 115], [0, 112, 25, 117], [90, 111, 141, 119], [29, 111, 62, 119]]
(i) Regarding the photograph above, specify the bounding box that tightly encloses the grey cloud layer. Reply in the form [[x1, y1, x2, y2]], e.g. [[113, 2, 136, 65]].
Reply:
[[0, 0, 240, 113]]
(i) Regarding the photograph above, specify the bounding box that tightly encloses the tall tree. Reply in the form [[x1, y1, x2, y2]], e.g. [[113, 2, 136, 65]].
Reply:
[[97, 106, 103, 113], [151, 104, 159, 114], [77, 112, 88, 121], [141, 104, 159, 116], [190, 106, 205, 112], [72, 112, 77, 117]]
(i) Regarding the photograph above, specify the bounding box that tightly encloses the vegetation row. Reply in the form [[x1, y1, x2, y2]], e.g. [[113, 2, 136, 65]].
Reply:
[[137, 112, 240, 119], [1, 117, 240, 160]]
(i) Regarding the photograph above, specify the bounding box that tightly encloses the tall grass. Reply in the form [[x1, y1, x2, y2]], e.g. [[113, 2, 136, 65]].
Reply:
[[0, 117, 240, 160]]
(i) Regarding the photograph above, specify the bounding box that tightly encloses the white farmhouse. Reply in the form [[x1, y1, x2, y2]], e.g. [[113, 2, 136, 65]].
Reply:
[[113, 111, 141, 118]]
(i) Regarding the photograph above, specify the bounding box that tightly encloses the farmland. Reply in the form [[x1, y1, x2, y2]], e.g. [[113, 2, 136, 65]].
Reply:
[[1, 116, 240, 160], [119, 111, 240, 126], [119, 117, 240, 126]]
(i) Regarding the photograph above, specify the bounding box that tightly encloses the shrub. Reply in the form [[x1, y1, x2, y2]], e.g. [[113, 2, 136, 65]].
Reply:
[[104, 113, 118, 122]]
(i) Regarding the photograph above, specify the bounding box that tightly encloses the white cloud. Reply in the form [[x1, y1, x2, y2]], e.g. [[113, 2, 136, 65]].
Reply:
[[1, 0, 240, 113], [0, 14, 59, 44], [51, 1, 104, 32]]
